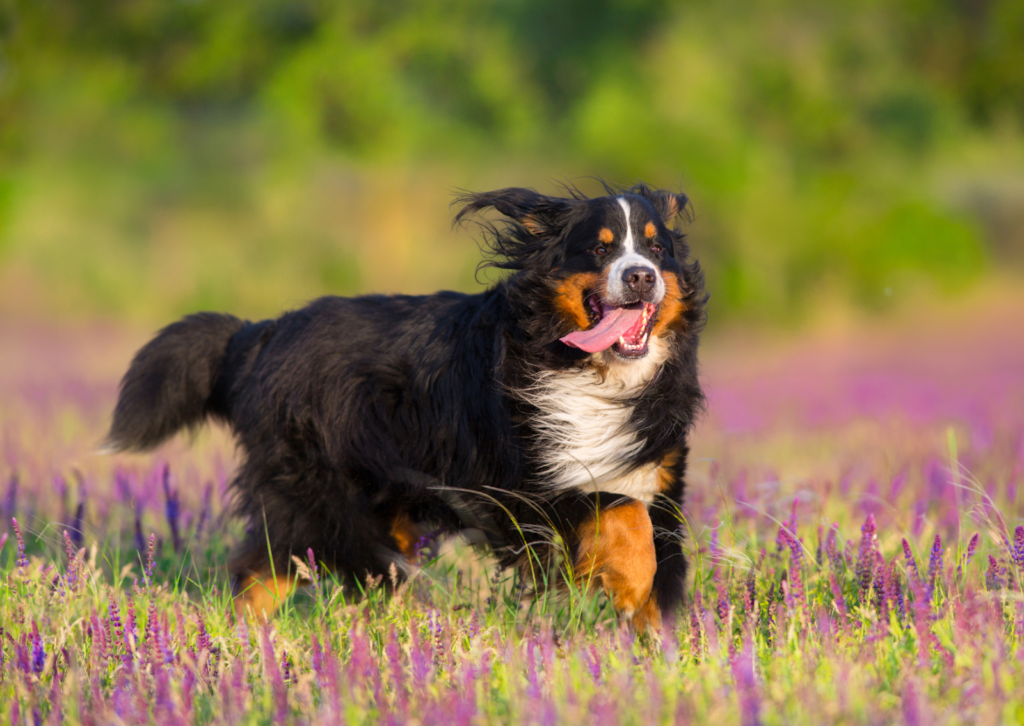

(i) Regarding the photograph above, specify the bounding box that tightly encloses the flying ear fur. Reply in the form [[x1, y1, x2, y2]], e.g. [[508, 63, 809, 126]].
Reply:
[[627, 183, 691, 226], [453, 188, 576, 240]]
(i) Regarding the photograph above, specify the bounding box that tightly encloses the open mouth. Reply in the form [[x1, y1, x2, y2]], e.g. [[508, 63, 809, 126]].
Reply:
[[560, 294, 659, 358]]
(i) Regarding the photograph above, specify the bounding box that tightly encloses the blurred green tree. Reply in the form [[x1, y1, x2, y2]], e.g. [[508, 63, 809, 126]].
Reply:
[[0, 0, 1019, 321]]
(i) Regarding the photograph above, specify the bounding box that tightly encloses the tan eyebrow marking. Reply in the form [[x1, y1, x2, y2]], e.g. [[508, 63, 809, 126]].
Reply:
[[598, 228, 614, 243], [644, 221, 657, 238]]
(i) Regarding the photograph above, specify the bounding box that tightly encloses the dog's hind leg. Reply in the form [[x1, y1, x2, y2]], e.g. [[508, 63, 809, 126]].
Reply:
[[229, 534, 300, 621], [573, 497, 659, 631], [235, 570, 299, 621], [388, 511, 421, 563]]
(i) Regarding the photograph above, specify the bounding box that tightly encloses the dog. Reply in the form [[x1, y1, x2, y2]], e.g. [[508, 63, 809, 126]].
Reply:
[[105, 182, 706, 629]]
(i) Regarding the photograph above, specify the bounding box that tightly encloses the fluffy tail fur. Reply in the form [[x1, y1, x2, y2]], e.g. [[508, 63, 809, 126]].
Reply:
[[104, 312, 247, 452]]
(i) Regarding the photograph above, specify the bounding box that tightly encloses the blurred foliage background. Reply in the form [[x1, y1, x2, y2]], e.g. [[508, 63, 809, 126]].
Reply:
[[1, 0, 1023, 325]]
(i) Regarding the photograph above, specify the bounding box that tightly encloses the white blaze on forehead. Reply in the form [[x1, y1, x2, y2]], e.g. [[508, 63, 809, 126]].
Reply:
[[607, 196, 665, 304], [616, 197, 635, 254]]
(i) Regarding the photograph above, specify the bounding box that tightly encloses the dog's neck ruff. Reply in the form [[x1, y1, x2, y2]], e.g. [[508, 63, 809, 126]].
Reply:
[[527, 337, 669, 503]]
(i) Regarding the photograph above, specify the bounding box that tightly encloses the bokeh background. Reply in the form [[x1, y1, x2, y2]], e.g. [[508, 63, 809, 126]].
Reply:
[[2, 0, 1023, 327]]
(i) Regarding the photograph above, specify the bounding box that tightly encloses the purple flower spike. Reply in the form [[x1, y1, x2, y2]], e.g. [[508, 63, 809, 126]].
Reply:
[[583, 643, 602, 683], [307, 548, 320, 598], [70, 501, 84, 548], [144, 533, 156, 588], [829, 571, 848, 624], [30, 621, 45, 674], [902, 679, 922, 726], [261, 628, 288, 722], [744, 570, 757, 618], [779, 529, 805, 609], [731, 641, 762, 726], [856, 515, 877, 600], [825, 524, 842, 572], [162, 465, 181, 553], [134, 515, 145, 556], [985, 555, 1005, 591], [3, 475, 17, 520], [958, 533, 980, 581], [1011, 526, 1024, 570], [12, 517, 28, 572], [928, 534, 943, 590], [901, 538, 920, 581]]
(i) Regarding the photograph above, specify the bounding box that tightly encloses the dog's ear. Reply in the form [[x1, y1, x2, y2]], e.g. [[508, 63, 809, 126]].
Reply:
[[629, 184, 690, 226], [454, 188, 576, 239]]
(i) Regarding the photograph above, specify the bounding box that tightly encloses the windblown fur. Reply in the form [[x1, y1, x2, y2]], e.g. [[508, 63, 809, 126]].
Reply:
[[106, 182, 707, 616]]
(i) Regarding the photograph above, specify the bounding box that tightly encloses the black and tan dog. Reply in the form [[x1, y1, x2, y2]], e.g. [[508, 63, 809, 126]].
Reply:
[[105, 183, 706, 629]]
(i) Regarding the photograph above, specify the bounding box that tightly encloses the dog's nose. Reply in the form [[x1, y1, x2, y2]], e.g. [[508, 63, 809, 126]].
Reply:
[[623, 266, 656, 294]]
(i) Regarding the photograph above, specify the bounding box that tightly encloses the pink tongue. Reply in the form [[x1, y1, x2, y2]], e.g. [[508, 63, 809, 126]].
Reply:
[[560, 306, 644, 353]]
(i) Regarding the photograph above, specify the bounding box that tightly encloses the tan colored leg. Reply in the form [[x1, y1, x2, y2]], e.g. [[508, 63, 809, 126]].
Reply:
[[235, 572, 297, 621], [575, 498, 660, 631], [390, 512, 420, 562]]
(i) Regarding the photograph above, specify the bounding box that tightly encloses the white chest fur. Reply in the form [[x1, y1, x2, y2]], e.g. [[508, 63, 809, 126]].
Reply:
[[526, 338, 668, 504]]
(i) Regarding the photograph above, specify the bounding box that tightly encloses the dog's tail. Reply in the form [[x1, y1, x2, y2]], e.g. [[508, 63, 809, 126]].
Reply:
[[103, 312, 249, 452]]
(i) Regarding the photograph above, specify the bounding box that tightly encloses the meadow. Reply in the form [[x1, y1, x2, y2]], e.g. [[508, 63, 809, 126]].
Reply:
[[1, 286, 1022, 725]]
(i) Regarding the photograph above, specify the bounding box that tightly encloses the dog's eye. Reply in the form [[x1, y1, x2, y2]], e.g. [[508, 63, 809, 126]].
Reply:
[[594, 246, 608, 256], [650, 243, 664, 253]]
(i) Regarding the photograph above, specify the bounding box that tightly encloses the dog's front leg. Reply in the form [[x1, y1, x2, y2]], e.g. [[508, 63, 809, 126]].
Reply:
[[573, 497, 660, 631]]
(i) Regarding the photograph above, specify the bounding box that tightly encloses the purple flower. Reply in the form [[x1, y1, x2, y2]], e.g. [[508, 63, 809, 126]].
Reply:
[[717, 579, 731, 622], [985, 555, 1005, 591], [958, 533, 980, 581], [282, 649, 294, 684], [196, 612, 212, 653], [901, 538, 920, 581], [689, 590, 705, 657], [856, 515, 877, 601], [1011, 526, 1024, 570], [3, 475, 16, 519], [194, 482, 213, 540], [826, 524, 843, 572], [70, 501, 84, 547], [829, 572, 848, 624], [907, 575, 934, 668], [583, 643, 602, 683], [162, 465, 181, 553], [872, 551, 888, 618], [144, 533, 156, 588], [62, 530, 81, 594], [744, 570, 756, 618], [134, 515, 145, 556], [30, 621, 45, 674], [91, 612, 109, 665], [779, 529, 805, 609], [731, 641, 762, 726], [928, 534, 943, 591], [307, 547, 320, 598], [12, 517, 28, 572], [262, 628, 289, 722], [902, 679, 922, 726], [763, 583, 778, 639], [108, 599, 124, 639]]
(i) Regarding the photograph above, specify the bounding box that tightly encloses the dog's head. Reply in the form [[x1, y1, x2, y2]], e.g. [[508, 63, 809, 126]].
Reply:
[[457, 183, 699, 362]]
